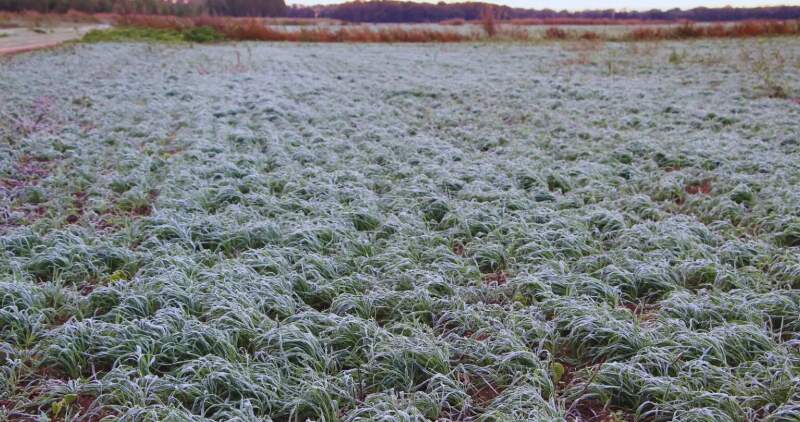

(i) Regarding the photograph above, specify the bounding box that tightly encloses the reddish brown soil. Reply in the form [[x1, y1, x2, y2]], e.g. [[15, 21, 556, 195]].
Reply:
[[78, 280, 97, 296], [621, 301, 658, 321], [567, 399, 636, 422], [471, 382, 503, 406], [483, 271, 509, 286], [472, 332, 491, 341], [685, 179, 712, 195]]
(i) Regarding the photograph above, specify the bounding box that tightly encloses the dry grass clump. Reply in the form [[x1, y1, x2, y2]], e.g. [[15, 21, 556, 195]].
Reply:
[[626, 20, 800, 40], [544, 26, 568, 40]]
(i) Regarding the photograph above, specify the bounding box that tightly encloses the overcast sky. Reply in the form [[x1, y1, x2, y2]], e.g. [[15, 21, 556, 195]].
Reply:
[[287, 0, 799, 11]]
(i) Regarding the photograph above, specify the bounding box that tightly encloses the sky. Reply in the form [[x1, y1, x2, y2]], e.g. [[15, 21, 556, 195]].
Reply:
[[287, 0, 799, 10]]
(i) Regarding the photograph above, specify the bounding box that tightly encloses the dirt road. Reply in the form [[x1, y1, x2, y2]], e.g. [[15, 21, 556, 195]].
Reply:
[[0, 24, 107, 55]]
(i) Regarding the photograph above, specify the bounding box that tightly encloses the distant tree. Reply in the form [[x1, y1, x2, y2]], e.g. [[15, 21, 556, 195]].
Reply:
[[208, 0, 286, 16], [0, 0, 287, 17]]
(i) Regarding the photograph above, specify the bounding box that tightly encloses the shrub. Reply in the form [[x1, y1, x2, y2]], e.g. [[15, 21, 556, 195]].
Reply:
[[544, 26, 568, 40], [480, 7, 497, 37], [580, 31, 600, 40]]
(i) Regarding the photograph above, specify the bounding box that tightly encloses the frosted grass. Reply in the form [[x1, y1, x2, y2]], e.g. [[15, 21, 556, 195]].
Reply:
[[0, 39, 799, 420]]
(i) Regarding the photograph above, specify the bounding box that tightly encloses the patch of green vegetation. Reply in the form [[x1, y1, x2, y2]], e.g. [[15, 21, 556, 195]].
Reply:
[[81, 26, 225, 44], [81, 27, 186, 43], [668, 49, 686, 65]]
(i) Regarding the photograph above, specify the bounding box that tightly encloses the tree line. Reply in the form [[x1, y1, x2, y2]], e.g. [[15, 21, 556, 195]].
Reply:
[[287, 1, 800, 23], [2, 0, 799, 22], [0, 0, 285, 17]]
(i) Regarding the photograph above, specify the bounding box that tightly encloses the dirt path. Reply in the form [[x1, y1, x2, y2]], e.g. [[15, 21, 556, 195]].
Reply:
[[0, 24, 108, 55]]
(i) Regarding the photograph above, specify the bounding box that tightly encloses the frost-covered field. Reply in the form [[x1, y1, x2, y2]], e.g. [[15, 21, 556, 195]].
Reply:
[[1, 40, 800, 421]]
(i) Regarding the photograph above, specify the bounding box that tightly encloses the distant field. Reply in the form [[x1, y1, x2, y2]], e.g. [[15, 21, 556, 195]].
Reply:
[[1, 38, 799, 421]]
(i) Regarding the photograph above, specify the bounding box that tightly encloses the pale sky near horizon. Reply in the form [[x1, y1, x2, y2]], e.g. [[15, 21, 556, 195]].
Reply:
[[287, 0, 800, 11]]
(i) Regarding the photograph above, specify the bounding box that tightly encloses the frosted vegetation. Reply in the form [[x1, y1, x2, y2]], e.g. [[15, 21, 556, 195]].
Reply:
[[1, 39, 799, 421]]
